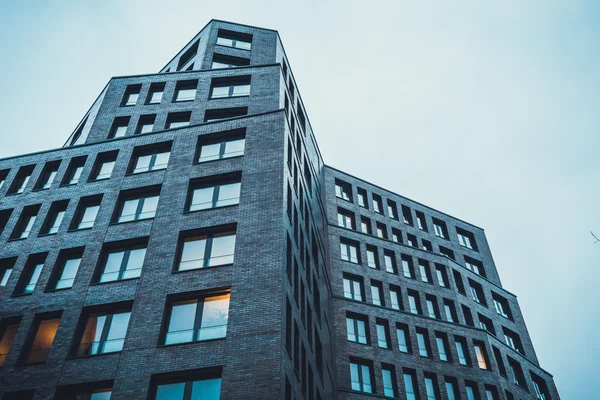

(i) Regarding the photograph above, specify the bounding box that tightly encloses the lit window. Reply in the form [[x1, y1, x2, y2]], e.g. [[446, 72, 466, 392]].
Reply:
[[474, 343, 489, 369], [76, 310, 131, 356], [23, 316, 60, 364], [372, 194, 382, 214], [177, 230, 236, 271], [0, 318, 19, 367]]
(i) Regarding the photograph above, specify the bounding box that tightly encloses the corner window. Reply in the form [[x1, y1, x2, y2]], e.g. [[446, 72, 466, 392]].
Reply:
[[197, 129, 246, 162], [187, 173, 241, 212], [176, 226, 236, 271]]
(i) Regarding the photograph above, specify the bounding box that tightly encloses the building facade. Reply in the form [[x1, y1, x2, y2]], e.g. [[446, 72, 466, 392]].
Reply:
[[0, 20, 558, 400]]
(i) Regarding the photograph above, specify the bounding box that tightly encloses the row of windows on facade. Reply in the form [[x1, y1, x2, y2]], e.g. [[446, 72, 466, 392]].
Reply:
[[337, 207, 487, 278], [342, 272, 523, 355], [0, 288, 230, 370], [335, 179, 479, 251], [347, 358, 551, 400], [339, 238, 512, 321], [0, 222, 237, 298], [1, 369, 223, 400]]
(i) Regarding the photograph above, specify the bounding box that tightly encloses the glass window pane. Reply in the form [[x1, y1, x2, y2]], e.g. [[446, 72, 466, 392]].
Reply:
[[176, 88, 196, 101], [166, 301, 197, 344], [198, 294, 230, 340], [134, 155, 152, 173], [224, 139, 244, 158], [232, 84, 250, 96], [139, 196, 159, 219], [191, 378, 222, 400], [156, 382, 185, 400], [90, 392, 112, 400], [199, 143, 221, 162], [122, 248, 146, 279], [217, 182, 240, 207], [211, 86, 230, 98], [350, 363, 360, 391], [153, 152, 170, 170], [119, 199, 139, 222], [101, 251, 124, 282], [103, 312, 131, 353], [80, 205, 99, 228], [190, 187, 214, 211], [56, 258, 81, 289], [180, 238, 206, 270], [208, 234, 236, 266]]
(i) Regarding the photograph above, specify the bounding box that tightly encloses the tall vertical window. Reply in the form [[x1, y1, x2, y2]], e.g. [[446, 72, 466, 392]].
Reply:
[[335, 179, 352, 202], [445, 378, 460, 400], [34, 161, 60, 190], [401, 255, 414, 279], [401, 205, 413, 226], [407, 291, 420, 315], [443, 299, 457, 323], [204, 107, 247, 122], [121, 84, 141, 106], [0, 318, 20, 367], [216, 29, 253, 50], [340, 239, 359, 264], [387, 200, 398, 219], [177, 227, 236, 271], [435, 265, 449, 287], [130, 142, 171, 174], [173, 80, 198, 102], [508, 357, 527, 388], [10, 204, 40, 239], [343, 274, 364, 301], [469, 280, 486, 306], [164, 291, 231, 345], [210, 76, 251, 99], [349, 360, 373, 393], [357, 188, 367, 208], [455, 337, 470, 366], [197, 129, 246, 162], [146, 82, 165, 104], [391, 228, 402, 243], [48, 248, 83, 290], [503, 327, 524, 354], [416, 329, 430, 357], [366, 246, 378, 269], [97, 240, 147, 283], [371, 281, 384, 306], [383, 250, 396, 274], [75, 307, 131, 356], [165, 111, 191, 129], [492, 293, 512, 320], [22, 314, 61, 364], [337, 208, 355, 229], [153, 373, 222, 400], [376, 222, 387, 239], [136, 114, 156, 134], [90, 151, 118, 181], [61, 156, 87, 186], [346, 314, 368, 344], [188, 174, 241, 212], [372, 194, 383, 214], [360, 217, 372, 234], [419, 260, 432, 283], [108, 116, 130, 138], [114, 187, 161, 223], [531, 373, 551, 400], [70, 195, 102, 230], [424, 375, 439, 400], [390, 286, 401, 310], [416, 211, 428, 231], [0, 257, 16, 288], [465, 256, 485, 277], [40, 200, 68, 235], [435, 333, 450, 362], [376, 319, 390, 349], [466, 382, 480, 400], [426, 296, 440, 319], [403, 370, 419, 400], [13, 254, 45, 296], [176, 39, 199, 70], [382, 365, 397, 398], [396, 324, 410, 353], [7, 165, 35, 195]]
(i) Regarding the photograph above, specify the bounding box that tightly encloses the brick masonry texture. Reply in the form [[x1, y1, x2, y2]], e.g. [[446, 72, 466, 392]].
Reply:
[[0, 19, 558, 400]]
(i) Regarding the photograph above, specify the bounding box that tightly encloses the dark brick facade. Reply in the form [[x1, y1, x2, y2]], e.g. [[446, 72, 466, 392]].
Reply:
[[0, 19, 557, 400]]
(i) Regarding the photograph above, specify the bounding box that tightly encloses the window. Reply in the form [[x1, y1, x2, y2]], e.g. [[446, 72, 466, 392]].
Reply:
[[74, 307, 131, 356], [383, 250, 396, 273], [349, 360, 373, 393], [465, 256, 485, 277], [108, 116, 130, 138], [34, 160, 60, 190], [337, 208, 355, 229], [382, 365, 397, 398], [455, 336, 470, 366], [407, 291, 420, 314], [387, 200, 398, 219], [372, 194, 383, 214], [435, 265, 449, 287], [432, 218, 448, 238], [146, 82, 165, 104], [7, 164, 35, 194], [211, 53, 250, 69], [492, 293, 512, 320], [90, 151, 118, 181], [426, 295, 440, 319], [54, 384, 113, 400], [360, 216, 372, 234], [371, 281, 384, 306], [503, 327, 524, 354], [176, 226, 236, 271], [440, 246, 455, 260], [453, 269, 466, 294], [121, 84, 141, 106], [406, 233, 417, 248], [152, 371, 222, 400], [445, 377, 460, 400], [401, 205, 413, 226], [47, 247, 83, 290], [0, 169, 9, 190], [39, 200, 68, 235], [210, 76, 251, 99], [462, 304, 475, 326], [340, 239, 359, 264], [174, 79, 198, 102], [396, 324, 410, 353], [343, 274, 364, 301], [479, 314, 495, 335], [114, 187, 160, 223], [403, 370, 419, 400], [443, 299, 458, 323], [165, 111, 191, 128], [346, 313, 368, 344], [216, 29, 252, 50], [493, 346, 507, 377], [187, 173, 241, 212], [466, 382, 480, 400], [485, 386, 499, 400], [130, 142, 171, 174], [508, 357, 527, 388], [376, 319, 390, 349], [21, 313, 61, 364], [435, 333, 450, 362], [135, 114, 156, 134], [474, 342, 490, 370], [0, 317, 20, 367], [61, 156, 87, 186], [416, 211, 428, 231], [164, 290, 231, 345], [401, 255, 415, 279], [424, 374, 440, 400], [10, 204, 40, 239], [416, 328, 430, 357], [0, 208, 12, 237], [376, 222, 387, 239], [335, 179, 352, 202], [391, 228, 402, 243], [457, 227, 478, 250], [419, 260, 432, 283], [422, 239, 433, 251], [357, 188, 367, 208], [96, 239, 147, 283], [0, 257, 16, 288], [469, 280, 486, 306], [390, 286, 402, 310], [204, 106, 247, 122], [531, 373, 551, 400], [197, 129, 246, 162], [177, 39, 199, 70]]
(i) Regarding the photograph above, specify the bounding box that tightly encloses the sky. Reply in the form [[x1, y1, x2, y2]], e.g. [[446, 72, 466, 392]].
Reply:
[[0, 0, 598, 397]]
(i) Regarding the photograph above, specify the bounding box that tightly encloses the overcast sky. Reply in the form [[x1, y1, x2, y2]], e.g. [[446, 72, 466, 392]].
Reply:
[[0, 1, 597, 397]]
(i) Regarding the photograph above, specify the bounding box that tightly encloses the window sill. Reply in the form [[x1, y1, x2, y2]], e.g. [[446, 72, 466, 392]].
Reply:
[[7, 237, 28, 242], [67, 227, 93, 233], [157, 336, 226, 349], [31, 188, 50, 193], [37, 232, 58, 238], [11, 292, 33, 298], [215, 44, 251, 51], [109, 217, 154, 226], [125, 168, 166, 177], [194, 154, 243, 165], [68, 350, 122, 360], [183, 204, 238, 214], [172, 99, 195, 103], [89, 277, 140, 287], [60, 183, 78, 188], [44, 287, 72, 293], [173, 263, 233, 274], [87, 177, 110, 183]]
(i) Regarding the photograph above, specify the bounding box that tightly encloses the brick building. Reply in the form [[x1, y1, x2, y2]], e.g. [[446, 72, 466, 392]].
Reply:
[[0, 20, 558, 400]]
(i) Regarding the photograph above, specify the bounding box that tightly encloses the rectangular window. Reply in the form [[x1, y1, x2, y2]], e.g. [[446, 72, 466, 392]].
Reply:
[[416, 328, 430, 357], [493, 293, 512, 320], [401, 205, 413, 226], [443, 299, 458, 323], [174, 79, 198, 102], [435, 265, 449, 287], [210, 76, 251, 99], [453, 269, 466, 295], [130, 142, 171, 174], [376, 319, 390, 349], [34, 160, 60, 190], [508, 357, 527, 388], [177, 39, 199, 70], [457, 227, 478, 251], [493, 346, 507, 377], [426, 295, 440, 319], [382, 364, 397, 398], [90, 151, 118, 181], [0, 209, 12, 237], [419, 260, 432, 283], [340, 239, 360, 264], [371, 281, 384, 306], [406, 233, 418, 248], [176, 226, 236, 271], [7, 164, 35, 194], [357, 188, 367, 208], [387, 200, 398, 219], [360, 216, 372, 234], [503, 327, 524, 354], [349, 359, 373, 393], [343, 274, 364, 301], [152, 370, 222, 400], [383, 250, 396, 274], [216, 29, 252, 50], [403, 370, 419, 400], [70, 195, 101, 230], [75, 307, 132, 356], [396, 324, 410, 353], [47, 247, 83, 290], [445, 377, 460, 400], [455, 336, 471, 366], [485, 386, 499, 400], [440, 245, 455, 260], [433, 218, 449, 239], [531, 373, 551, 400], [40, 200, 68, 235], [109, 116, 130, 138], [337, 208, 355, 229], [479, 314, 495, 335], [114, 186, 160, 223], [391, 228, 402, 243], [401, 255, 415, 279], [474, 341, 490, 370], [469, 280, 487, 306], [466, 382, 480, 400], [197, 129, 246, 162], [335, 179, 352, 202], [465, 256, 485, 277], [122, 84, 141, 106], [422, 239, 433, 251], [376, 222, 387, 239], [164, 290, 231, 345], [96, 239, 147, 283], [435, 333, 450, 362], [346, 313, 368, 344], [407, 291, 420, 314], [61, 156, 87, 186], [12, 253, 45, 296], [0, 317, 20, 367], [416, 211, 428, 231], [372, 194, 383, 214], [166, 111, 191, 129], [54, 384, 112, 400], [187, 173, 241, 212], [424, 374, 440, 400], [211, 53, 250, 69], [462, 304, 475, 326], [22, 313, 61, 364], [10, 204, 40, 239], [0, 257, 16, 288], [390, 285, 402, 310], [135, 114, 156, 134], [204, 106, 247, 122], [146, 82, 165, 104]]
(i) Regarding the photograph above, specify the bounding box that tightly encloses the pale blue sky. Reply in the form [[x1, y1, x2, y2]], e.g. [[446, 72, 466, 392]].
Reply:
[[1, 1, 598, 397]]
